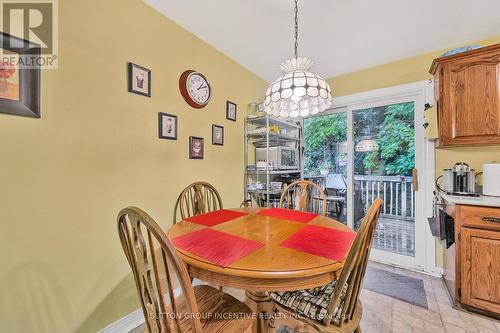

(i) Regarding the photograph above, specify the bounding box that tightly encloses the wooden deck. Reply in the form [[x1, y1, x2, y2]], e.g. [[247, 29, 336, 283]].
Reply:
[[356, 215, 415, 257]]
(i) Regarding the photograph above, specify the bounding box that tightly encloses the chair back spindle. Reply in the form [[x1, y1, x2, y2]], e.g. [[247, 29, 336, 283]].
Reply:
[[118, 207, 203, 333], [240, 199, 253, 208], [279, 180, 327, 215], [173, 181, 223, 224], [323, 198, 383, 327]]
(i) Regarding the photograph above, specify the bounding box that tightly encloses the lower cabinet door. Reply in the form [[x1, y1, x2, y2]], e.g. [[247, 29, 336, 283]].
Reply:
[[461, 227, 500, 314]]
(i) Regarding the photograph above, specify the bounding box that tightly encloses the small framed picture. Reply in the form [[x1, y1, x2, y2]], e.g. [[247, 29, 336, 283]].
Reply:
[[158, 112, 177, 140], [212, 124, 224, 146], [226, 101, 237, 121], [189, 136, 204, 159], [128, 62, 151, 97]]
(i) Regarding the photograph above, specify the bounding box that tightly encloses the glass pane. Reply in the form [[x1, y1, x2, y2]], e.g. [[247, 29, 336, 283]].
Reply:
[[304, 112, 348, 223], [352, 102, 415, 257]]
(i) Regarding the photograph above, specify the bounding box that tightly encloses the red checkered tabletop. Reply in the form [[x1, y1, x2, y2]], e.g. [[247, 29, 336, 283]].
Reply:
[[168, 207, 355, 292]]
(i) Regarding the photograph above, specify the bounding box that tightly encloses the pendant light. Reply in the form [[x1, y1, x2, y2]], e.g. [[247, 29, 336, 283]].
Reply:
[[355, 138, 379, 152], [264, 0, 332, 118]]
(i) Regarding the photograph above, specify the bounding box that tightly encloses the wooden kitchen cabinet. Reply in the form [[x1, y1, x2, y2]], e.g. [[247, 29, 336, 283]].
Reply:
[[461, 227, 500, 314], [430, 44, 500, 147], [456, 204, 500, 316]]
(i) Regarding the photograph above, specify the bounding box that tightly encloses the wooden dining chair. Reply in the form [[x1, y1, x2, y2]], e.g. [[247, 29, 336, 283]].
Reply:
[[279, 180, 327, 215], [118, 206, 252, 333], [173, 181, 223, 224], [240, 199, 253, 208], [269, 198, 383, 333]]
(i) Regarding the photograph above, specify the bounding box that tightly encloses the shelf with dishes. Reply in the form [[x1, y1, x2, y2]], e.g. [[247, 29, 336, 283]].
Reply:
[[246, 169, 301, 175], [247, 181, 285, 195], [246, 132, 300, 143], [246, 123, 300, 142], [247, 189, 284, 195]]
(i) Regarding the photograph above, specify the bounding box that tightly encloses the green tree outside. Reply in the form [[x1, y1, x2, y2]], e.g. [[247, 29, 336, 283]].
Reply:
[[304, 112, 347, 176], [360, 102, 415, 176], [304, 102, 414, 177]]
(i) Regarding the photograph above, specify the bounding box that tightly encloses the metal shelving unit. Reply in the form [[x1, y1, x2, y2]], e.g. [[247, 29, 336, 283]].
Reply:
[[246, 170, 301, 175], [244, 104, 304, 207], [246, 132, 300, 143], [246, 115, 302, 129]]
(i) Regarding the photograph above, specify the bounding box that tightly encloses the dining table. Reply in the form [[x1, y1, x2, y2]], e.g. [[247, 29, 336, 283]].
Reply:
[[167, 207, 356, 333]]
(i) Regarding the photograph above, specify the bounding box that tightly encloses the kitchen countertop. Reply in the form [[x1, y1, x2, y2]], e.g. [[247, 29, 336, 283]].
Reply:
[[440, 193, 500, 208]]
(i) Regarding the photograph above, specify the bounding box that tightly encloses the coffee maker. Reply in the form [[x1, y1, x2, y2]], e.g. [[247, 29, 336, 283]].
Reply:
[[442, 162, 478, 196]]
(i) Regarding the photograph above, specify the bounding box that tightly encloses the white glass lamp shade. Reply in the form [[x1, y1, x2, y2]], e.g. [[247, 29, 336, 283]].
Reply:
[[264, 57, 332, 118], [355, 139, 379, 152]]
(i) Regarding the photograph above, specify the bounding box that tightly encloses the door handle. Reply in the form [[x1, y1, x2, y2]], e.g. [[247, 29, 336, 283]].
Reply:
[[412, 168, 419, 191]]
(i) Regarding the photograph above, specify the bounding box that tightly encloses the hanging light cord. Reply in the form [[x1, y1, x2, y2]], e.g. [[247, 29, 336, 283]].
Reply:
[[294, 0, 299, 58]]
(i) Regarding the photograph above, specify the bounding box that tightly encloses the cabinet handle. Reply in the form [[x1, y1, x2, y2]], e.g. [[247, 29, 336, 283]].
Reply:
[[481, 216, 500, 223]]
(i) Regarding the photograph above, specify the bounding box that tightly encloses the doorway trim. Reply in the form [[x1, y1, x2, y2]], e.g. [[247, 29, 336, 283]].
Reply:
[[324, 80, 438, 274]]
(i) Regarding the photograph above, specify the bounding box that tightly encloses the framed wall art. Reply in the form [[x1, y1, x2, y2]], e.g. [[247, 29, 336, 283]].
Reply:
[[128, 62, 151, 97], [189, 136, 204, 159], [226, 100, 237, 121], [212, 124, 224, 146], [158, 112, 177, 140], [0, 32, 40, 118]]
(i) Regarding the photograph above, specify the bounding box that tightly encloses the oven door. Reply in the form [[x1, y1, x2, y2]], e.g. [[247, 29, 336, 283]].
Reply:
[[438, 208, 455, 249]]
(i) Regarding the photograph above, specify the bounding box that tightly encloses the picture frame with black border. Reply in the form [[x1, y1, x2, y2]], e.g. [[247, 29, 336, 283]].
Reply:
[[0, 32, 41, 118], [212, 124, 224, 146], [158, 112, 177, 140], [189, 136, 204, 159], [226, 100, 237, 121], [128, 62, 151, 97]]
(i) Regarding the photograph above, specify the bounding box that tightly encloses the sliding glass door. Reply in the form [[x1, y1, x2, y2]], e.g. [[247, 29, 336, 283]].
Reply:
[[304, 90, 430, 270], [352, 101, 417, 262]]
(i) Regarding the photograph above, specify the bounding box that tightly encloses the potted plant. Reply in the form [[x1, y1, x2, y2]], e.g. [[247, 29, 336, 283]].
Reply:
[[319, 160, 333, 176]]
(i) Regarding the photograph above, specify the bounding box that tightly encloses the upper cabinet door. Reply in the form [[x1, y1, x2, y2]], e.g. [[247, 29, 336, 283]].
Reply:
[[431, 44, 500, 147]]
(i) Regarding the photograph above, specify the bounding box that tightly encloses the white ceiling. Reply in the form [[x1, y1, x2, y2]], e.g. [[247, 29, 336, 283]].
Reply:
[[144, 0, 500, 82]]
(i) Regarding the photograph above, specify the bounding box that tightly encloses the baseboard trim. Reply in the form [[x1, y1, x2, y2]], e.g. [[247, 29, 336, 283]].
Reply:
[[97, 308, 144, 333], [431, 267, 444, 277], [97, 283, 200, 333]]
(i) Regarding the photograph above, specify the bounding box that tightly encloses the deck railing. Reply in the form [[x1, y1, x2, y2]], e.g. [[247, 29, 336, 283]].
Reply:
[[308, 174, 416, 256], [355, 175, 415, 220]]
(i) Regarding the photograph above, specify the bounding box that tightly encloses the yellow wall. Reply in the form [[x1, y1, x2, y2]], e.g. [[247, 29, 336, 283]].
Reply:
[[330, 36, 500, 97], [0, 0, 266, 332], [327, 36, 500, 268]]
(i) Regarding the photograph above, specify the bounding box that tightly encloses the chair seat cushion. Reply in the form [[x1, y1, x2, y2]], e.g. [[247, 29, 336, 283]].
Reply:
[[269, 280, 348, 324]]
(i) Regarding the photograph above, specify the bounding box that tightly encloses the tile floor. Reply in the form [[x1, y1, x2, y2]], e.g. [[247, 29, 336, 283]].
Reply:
[[130, 262, 500, 333], [354, 262, 500, 333]]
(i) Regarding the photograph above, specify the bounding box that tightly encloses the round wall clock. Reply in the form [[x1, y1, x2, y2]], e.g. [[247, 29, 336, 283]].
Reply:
[[179, 70, 212, 109]]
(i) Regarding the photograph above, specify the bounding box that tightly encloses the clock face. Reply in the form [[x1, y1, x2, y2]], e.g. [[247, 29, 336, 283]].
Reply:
[[179, 70, 212, 108], [187, 72, 211, 106]]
